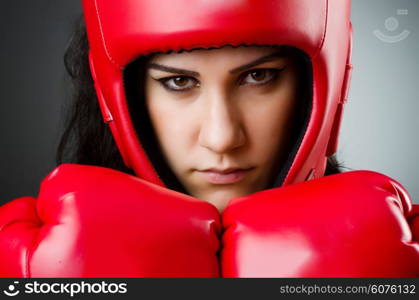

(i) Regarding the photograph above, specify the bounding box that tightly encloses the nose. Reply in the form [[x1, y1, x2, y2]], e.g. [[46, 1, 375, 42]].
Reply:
[[198, 90, 245, 154]]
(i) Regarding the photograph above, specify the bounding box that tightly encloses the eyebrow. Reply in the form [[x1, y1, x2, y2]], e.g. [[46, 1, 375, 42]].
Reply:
[[147, 51, 286, 77], [229, 52, 286, 74], [147, 63, 199, 77]]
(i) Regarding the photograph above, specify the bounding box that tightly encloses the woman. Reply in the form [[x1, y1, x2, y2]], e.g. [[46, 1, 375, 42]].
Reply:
[[59, 22, 324, 212], [0, 0, 418, 277]]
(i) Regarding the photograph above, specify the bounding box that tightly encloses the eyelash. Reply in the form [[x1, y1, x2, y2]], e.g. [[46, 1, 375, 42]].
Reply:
[[239, 68, 282, 86], [157, 76, 199, 92], [156, 68, 283, 92]]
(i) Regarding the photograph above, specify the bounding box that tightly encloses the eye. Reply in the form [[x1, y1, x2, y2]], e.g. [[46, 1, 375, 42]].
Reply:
[[158, 76, 200, 91], [240, 69, 281, 85]]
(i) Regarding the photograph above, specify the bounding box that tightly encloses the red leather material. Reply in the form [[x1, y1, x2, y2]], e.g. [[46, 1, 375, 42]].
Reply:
[[221, 171, 419, 277], [0, 164, 220, 277], [85, 0, 326, 67], [82, 0, 353, 187], [326, 36, 353, 157], [0, 197, 41, 277], [409, 205, 419, 243]]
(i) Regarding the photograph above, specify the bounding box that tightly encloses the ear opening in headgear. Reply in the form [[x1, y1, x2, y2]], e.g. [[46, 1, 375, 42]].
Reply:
[[123, 45, 313, 193]]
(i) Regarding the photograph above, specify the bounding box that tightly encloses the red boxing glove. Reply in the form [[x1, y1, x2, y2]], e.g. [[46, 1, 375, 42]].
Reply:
[[221, 171, 419, 277], [0, 164, 220, 277]]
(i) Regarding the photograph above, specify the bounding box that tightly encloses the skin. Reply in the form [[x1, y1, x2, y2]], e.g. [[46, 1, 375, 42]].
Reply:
[[145, 46, 299, 212]]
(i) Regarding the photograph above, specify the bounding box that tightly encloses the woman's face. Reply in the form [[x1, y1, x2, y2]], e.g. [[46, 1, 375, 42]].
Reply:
[[145, 46, 299, 211]]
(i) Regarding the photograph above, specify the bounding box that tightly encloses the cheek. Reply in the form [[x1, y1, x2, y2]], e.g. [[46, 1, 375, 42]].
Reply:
[[145, 85, 196, 170], [241, 83, 298, 161]]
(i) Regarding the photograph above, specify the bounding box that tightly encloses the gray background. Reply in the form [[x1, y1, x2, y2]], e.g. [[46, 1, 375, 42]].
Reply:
[[340, 0, 419, 203], [0, 0, 418, 205]]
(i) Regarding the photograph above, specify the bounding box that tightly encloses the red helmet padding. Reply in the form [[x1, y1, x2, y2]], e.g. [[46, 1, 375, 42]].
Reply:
[[82, 0, 352, 187]]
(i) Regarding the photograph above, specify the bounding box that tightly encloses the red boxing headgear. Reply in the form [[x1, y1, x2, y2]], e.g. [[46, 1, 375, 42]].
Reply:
[[82, 0, 353, 188]]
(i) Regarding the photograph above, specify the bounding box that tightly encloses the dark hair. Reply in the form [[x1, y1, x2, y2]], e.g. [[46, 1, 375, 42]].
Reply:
[[57, 17, 134, 175], [57, 17, 344, 180]]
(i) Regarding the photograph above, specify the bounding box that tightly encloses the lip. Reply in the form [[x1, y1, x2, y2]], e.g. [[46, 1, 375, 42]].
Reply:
[[196, 167, 254, 184]]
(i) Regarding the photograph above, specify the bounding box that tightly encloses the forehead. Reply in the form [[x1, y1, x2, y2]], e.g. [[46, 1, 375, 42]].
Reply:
[[149, 46, 285, 66]]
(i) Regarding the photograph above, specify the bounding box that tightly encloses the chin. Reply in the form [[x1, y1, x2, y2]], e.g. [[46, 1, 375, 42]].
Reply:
[[198, 187, 256, 213]]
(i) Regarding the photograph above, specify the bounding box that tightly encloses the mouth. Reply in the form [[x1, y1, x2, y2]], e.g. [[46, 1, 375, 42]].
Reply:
[[196, 167, 254, 184]]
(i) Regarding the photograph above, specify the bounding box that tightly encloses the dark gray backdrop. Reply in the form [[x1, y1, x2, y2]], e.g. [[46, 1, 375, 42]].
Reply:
[[1, 0, 418, 205], [0, 1, 82, 206]]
